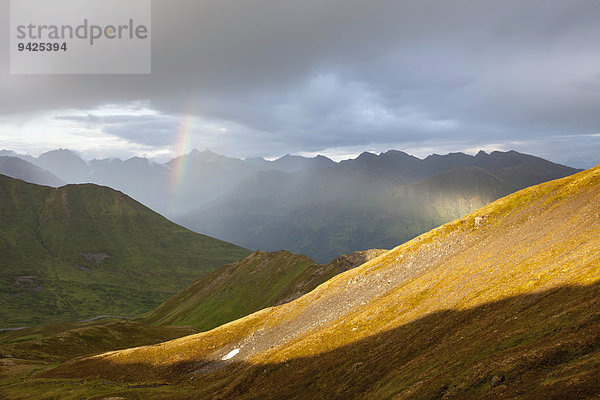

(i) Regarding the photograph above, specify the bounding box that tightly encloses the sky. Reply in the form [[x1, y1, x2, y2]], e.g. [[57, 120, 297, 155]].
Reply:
[[1, 0, 599, 167]]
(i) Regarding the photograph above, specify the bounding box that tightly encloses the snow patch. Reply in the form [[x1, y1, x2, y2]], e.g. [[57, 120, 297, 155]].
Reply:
[[222, 348, 240, 360]]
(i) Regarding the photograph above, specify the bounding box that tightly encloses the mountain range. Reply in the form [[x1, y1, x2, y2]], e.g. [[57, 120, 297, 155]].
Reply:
[[0, 148, 580, 262], [183, 150, 580, 261], [16, 161, 596, 399], [0, 148, 335, 216]]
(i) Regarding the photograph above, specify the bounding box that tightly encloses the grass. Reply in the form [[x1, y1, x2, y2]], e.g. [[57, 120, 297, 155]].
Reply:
[[0, 318, 200, 399], [0, 175, 250, 327], [0, 320, 197, 363], [138, 250, 316, 330], [0, 374, 198, 400], [139, 249, 385, 331], [16, 283, 599, 400]]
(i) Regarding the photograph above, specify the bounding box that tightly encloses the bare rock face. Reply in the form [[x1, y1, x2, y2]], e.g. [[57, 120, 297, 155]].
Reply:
[[80, 253, 111, 264], [491, 375, 505, 387], [332, 249, 388, 272], [474, 215, 489, 228]]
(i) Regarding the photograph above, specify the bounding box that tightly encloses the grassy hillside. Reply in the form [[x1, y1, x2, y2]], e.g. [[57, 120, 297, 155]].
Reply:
[[140, 249, 386, 331], [39, 164, 600, 399], [0, 174, 250, 327]]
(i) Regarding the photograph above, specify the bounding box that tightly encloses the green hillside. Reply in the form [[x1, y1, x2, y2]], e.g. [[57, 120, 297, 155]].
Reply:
[[0, 174, 250, 327], [140, 249, 386, 331]]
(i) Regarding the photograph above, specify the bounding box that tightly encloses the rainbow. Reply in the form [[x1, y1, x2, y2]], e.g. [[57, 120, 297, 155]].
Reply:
[[169, 113, 194, 198]]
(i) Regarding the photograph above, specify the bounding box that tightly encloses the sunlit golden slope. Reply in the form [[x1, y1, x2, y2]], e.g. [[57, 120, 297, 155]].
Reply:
[[47, 165, 600, 399]]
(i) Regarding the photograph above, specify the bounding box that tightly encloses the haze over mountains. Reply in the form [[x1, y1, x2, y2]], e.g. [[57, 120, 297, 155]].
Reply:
[[186, 150, 579, 261], [0, 148, 579, 262], [39, 162, 600, 399], [0, 148, 337, 215], [0, 155, 64, 187]]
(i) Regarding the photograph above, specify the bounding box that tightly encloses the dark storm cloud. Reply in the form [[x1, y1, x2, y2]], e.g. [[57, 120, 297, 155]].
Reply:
[[1, 0, 599, 165], [56, 113, 180, 147]]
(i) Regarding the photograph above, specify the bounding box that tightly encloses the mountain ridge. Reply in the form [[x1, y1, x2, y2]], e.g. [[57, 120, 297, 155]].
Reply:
[[139, 248, 387, 331], [2, 148, 580, 217]]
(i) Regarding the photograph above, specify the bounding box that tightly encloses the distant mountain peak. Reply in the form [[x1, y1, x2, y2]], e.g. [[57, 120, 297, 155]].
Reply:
[[35, 148, 90, 183], [383, 149, 411, 156], [184, 149, 229, 163], [38, 149, 87, 165], [124, 156, 152, 166], [39, 148, 81, 158], [199, 149, 217, 155], [0, 149, 18, 157], [244, 157, 268, 164], [356, 151, 377, 159], [313, 155, 334, 162], [380, 149, 421, 161]]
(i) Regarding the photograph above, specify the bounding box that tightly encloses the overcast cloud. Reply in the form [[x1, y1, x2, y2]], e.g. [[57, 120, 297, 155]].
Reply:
[[1, 0, 599, 167]]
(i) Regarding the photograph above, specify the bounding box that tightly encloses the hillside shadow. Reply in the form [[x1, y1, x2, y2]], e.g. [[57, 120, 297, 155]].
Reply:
[[44, 282, 600, 400]]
